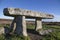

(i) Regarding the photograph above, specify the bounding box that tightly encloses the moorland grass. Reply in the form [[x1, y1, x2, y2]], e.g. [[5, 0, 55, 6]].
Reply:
[[0, 24, 60, 40]]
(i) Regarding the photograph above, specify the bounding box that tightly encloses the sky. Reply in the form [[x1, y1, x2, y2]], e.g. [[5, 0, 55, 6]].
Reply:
[[0, 0, 60, 22]]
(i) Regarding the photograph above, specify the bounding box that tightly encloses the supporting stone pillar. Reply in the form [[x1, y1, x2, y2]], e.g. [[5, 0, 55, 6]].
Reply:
[[15, 16, 28, 36], [35, 18, 42, 31], [9, 18, 16, 33]]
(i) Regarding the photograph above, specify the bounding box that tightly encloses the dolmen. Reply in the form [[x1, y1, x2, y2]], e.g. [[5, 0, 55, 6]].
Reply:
[[3, 8, 54, 36]]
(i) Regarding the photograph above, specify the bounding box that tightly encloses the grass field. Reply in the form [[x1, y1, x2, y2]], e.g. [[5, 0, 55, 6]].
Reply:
[[42, 25, 60, 40], [0, 24, 60, 40]]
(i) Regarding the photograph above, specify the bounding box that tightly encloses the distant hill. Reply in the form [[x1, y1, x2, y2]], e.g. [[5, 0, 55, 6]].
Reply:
[[0, 19, 60, 26]]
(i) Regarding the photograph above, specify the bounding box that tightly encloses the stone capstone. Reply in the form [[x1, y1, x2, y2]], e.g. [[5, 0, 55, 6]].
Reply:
[[3, 8, 54, 19]]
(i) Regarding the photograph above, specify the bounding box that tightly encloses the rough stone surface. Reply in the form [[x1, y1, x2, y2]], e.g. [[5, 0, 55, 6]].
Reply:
[[39, 29, 53, 35], [3, 8, 54, 37], [9, 18, 16, 32], [0, 27, 4, 34], [14, 16, 28, 36], [3, 8, 54, 19], [35, 18, 42, 31]]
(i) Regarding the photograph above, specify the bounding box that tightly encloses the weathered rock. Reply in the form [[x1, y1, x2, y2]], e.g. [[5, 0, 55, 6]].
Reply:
[[35, 18, 42, 31], [39, 29, 53, 35], [0, 27, 10, 35], [3, 8, 54, 19], [0, 27, 4, 34], [14, 16, 28, 36], [3, 8, 54, 37]]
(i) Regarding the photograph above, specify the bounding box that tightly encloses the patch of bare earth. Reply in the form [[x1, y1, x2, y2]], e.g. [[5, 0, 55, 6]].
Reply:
[[27, 29, 43, 40]]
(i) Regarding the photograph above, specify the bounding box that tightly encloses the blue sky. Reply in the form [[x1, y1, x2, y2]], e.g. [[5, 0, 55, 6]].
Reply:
[[0, 0, 60, 22]]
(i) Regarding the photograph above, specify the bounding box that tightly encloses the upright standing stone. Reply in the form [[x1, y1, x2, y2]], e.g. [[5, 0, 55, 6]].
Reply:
[[9, 18, 16, 32], [35, 18, 42, 31], [12, 22, 16, 33], [15, 16, 28, 36]]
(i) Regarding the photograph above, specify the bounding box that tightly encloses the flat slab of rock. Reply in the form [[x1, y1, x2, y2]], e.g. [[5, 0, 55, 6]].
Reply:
[[3, 8, 54, 19]]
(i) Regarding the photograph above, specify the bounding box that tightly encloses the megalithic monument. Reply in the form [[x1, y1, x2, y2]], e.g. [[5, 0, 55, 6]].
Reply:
[[3, 8, 54, 36]]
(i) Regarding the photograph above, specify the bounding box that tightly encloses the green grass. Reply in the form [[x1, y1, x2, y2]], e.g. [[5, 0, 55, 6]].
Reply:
[[43, 24, 60, 29], [27, 24, 35, 29], [0, 34, 30, 40], [27, 24, 60, 40], [0, 24, 60, 40], [42, 24, 60, 40], [0, 24, 31, 40]]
